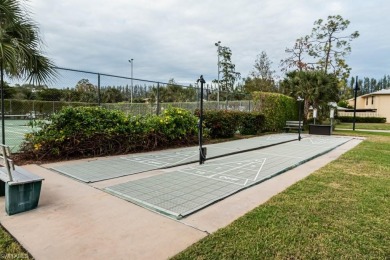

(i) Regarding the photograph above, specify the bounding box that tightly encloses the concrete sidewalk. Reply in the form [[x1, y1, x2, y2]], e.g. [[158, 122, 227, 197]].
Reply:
[[0, 138, 362, 260]]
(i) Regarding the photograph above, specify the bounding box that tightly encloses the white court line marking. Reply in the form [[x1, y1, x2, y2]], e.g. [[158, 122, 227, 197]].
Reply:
[[253, 158, 267, 181], [119, 151, 198, 167], [207, 162, 253, 178], [120, 157, 170, 167], [183, 171, 247, 186], [178, 159, 269, 186]]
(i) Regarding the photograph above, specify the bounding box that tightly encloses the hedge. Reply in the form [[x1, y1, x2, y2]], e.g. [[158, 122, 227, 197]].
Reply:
[[336, 116, 387, 123], [195, 110, 265, 138], [252, 92, 297, 131]]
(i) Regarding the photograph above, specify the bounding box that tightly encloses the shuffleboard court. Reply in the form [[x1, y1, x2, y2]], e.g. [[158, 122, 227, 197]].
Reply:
[[105, 135, 353, 219], [47, 133, 298, 183]]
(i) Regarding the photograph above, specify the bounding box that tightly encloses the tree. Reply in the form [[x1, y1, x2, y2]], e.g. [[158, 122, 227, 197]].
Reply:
[[0, 0, 57, 85], [217, 46, 241, 95], [37, 88, 64, 101], [280, 36, 314, 72], [280, 70, 339, 122], [75, 79, 97, 103], [1, 0, 57, 142], [280, 15, 359, 84], [244, 51, 277, 93], [308, 15, 359, 80], [102, 87, 123, 103]]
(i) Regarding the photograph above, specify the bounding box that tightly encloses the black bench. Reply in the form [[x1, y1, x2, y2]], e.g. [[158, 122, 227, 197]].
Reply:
[[284, 121, 303, 132], [0, 145, 44, 215]]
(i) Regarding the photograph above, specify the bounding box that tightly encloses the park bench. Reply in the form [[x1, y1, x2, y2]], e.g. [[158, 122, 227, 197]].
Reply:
[[284, 121, 303, 132], [0, 145, 44, 215]]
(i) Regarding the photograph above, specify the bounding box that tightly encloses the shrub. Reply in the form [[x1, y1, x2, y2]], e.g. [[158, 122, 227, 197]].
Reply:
[[195, 110, 265, 138], [252, 92, 297, 131], [336, 116, 386, 123], [200, 110, 240, 138], [20, 106, 198, 160], [238, 112, 265, 135]]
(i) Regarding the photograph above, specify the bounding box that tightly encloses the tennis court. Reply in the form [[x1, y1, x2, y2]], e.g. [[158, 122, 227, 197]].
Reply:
[[47, 133, 298, 183], [0, 119, 37, 152], [105, 135, 353, 219]]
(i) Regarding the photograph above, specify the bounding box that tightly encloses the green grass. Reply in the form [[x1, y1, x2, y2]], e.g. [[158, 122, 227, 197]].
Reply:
[[172, 134, 390, 259], [336, 122, 390, 130], [0, 224, 32, 259]]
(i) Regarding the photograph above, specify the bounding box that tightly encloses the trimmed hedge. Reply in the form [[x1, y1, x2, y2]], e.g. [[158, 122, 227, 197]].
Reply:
[[195, 110, 265, 138], [252, 92, 297, 131], [336, 116, 386, 123]]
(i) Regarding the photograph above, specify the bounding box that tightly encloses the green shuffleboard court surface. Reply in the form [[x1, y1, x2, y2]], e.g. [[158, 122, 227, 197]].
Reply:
[[47, 133, 298, 183], [105, 136, 353, 219]]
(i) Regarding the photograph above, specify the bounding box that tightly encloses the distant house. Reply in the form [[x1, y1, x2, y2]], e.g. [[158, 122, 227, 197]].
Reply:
[[346, 89, 390, 122]]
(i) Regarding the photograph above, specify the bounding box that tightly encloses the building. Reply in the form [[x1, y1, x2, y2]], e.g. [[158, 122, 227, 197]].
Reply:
[[346, 89, 390, 122]]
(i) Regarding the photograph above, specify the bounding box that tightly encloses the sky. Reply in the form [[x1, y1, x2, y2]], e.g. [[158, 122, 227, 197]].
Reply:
[[27, 0, 390, 86]]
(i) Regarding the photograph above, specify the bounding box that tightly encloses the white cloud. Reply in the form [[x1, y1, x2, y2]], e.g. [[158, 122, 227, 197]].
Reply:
[[26, 0, 390, 85]]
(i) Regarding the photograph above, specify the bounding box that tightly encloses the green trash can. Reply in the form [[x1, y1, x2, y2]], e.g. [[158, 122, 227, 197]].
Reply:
[[5, 180, 43, 215]]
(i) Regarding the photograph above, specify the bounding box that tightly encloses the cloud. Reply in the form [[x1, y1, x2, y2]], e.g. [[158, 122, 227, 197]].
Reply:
[[26, 0, 390, 85]]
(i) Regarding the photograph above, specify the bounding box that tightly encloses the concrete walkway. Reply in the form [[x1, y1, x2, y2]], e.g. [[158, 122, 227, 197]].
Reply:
[[0, 138, 363, 260], [335, 128, 390, 133]]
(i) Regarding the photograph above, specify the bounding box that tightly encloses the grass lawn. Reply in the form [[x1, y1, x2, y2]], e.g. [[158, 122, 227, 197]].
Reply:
[[336, 122, 390, 130], [0, 224, 32, 259], [173, 132, 390, 259]]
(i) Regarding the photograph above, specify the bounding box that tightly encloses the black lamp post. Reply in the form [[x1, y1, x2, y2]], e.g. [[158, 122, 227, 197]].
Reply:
[[353, 76, 359, 131], [297, 96, 304, 141], [197, 75, 206, 164]]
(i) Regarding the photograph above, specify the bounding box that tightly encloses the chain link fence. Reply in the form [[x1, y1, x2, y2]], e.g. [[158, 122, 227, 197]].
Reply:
[[1, 66, 252, 151]]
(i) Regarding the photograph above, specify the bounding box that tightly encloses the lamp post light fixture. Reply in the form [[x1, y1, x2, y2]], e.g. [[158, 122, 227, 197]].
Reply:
[[197, 75, 207, 165], [297, 96, 304, 141], [128, 59, 134, 103], [214, 41, 221, 107], [353, 76, 360, 131]]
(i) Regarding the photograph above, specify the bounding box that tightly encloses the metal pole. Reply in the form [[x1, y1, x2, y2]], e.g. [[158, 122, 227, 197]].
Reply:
[[215, 41, 221, 108], [297, 96, 303, 141], [1, 61, 5, 145], [128, 59, 134, 103], [156, 83, 160, 115], [131, 59, 134, 103], [353, 76, 358, 131], [98, 73, 101, 106], [198, 75, 206, 164]]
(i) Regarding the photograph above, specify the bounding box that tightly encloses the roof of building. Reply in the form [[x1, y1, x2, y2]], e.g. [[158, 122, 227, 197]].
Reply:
[[361, 88, 390, 97]]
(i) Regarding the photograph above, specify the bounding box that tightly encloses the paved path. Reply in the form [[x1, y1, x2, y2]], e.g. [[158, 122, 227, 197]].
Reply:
[[335, 128, 390, 133], [0, 136, 363, 260]]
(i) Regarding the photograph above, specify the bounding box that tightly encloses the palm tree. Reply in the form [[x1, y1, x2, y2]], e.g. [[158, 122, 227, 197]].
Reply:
[[281, 70, 339, 123], [0, 0, 57, 144]]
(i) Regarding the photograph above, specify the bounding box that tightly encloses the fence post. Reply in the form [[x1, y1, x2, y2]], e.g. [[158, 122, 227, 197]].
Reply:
[[225, 92, 228, 110], [98, 74, 101, 106], [156, 83, 160, 115]]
